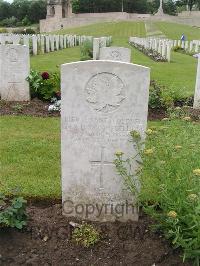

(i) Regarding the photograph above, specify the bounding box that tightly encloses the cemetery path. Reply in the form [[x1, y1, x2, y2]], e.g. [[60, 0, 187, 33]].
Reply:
[[0, 203, 191, 266]]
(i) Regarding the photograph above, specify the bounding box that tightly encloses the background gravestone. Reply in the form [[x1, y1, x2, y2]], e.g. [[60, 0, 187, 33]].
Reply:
[[61, 60, 150, 222], [99, 47, 131, 62], [193, 56, 200, 109], [0, 45, 30, 101]]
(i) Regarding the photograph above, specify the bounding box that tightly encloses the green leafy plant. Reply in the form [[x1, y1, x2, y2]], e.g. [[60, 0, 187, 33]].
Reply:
[[114, 124, 200, 264], [72, 223, 100, 248], [114, 130, 143, 197], [11, 103, 24, 112], [26, 70, 60, 101], [173, 46, 195, 57], [80, 40, 93, 61], [141, 124, 200, 265], [0, 193, 27, 229], [149, 80, 190, 110]]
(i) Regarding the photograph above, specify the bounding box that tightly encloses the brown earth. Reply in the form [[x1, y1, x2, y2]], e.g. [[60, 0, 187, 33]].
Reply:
[[0, 203, 191, 266], [0, 99, 167, 120]]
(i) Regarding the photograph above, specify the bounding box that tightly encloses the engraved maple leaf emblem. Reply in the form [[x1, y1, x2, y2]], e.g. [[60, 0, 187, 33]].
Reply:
[[85, 73, 125, 113]]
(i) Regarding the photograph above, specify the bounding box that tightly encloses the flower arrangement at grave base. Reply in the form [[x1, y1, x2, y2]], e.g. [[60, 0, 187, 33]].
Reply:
[[172, 46, 195, 57], [27, 70, 61, 101], [129, 42, 167, 62]]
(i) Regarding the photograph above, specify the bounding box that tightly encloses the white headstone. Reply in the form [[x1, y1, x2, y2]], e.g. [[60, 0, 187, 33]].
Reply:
[[0, 45, 30, 101], [93, 38, 100, 60], [193, 56, 200, 109], [189, 41, 193, 52], [99, 47, 131, 63], [61, 60, 150, 222], [45, 35, 50, 53], [50, 35, 55, 52], [55, 35, 59, 50], [32, 35, 38, 55], [60, 35, 64, 49], [23, 35, 30, 49], [40, 35, 45, 54]]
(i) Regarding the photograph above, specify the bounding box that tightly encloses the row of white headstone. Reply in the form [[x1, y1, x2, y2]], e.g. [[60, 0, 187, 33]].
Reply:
[[174, 39, 200, 53], [129, 37, 172, 62], [0, 34, 112, 56]]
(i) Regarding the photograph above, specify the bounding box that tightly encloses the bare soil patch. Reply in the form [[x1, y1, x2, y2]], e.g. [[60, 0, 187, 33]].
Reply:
[[0, 203, 190, 266]]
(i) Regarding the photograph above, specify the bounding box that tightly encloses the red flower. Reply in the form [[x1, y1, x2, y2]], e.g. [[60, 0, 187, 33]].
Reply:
[[56, 91, 61, 97], [41, 72, 50, 80]]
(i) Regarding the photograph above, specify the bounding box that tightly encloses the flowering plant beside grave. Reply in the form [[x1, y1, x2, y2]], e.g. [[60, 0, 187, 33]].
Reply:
[[129, 42, 167, 62], [27, 70, 60, 101], [114, 125, 200, 264], [173, 46, 195, 57]]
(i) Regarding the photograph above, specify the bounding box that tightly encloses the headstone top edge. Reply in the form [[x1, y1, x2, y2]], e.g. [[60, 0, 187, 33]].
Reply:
[[61, 60, 150, 71]]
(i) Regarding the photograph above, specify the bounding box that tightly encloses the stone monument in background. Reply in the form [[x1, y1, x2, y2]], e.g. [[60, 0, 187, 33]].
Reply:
[[46, 0, 72, 19], [155, 0, 164, 16]]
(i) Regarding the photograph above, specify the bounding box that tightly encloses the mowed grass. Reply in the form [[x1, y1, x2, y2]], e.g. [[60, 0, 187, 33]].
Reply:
[[0, 116, 61, 198], [31, 46, 81, 72], [1, 116, 200, 199], [155, 21, 200, 41], [31, 21, 198, 98]]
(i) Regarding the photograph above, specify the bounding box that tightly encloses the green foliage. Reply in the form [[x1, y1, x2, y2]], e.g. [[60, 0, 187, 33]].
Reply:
[[72, 223, 100, 248], [80, 40, 93, 61], [0, 16, 18, 27], [26, 70, 60, 101], [0, 28, 7, 33], [173, 46, 195, 57], [149, 80, 177, 110], [114, 131, 142, 197], [0, 1, 12, 20], [163, 0, 177, 15], [114, 121, 200, 264], [0, 0, 46, 25], [0, 192, 27, 229], [11, 103, 24, 113], [140, 121, 200, 264], [22, 15, 31, 26], [12, 28, 36, 34]]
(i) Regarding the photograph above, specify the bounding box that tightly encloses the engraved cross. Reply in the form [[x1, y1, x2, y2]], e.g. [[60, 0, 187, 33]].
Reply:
[[90, 146, 114, 190]]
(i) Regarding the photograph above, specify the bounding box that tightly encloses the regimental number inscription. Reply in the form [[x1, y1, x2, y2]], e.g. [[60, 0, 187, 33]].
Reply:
[[85, 72, 126, 113]]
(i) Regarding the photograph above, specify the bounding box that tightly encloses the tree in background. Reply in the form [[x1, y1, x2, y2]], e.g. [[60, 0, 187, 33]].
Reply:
[[176, 0, 199, 11], [0, 0, 46, 27], [0, 0, 12, 20]]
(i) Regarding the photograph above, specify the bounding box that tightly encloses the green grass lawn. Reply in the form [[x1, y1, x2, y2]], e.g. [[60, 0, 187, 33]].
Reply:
[[30, 21, 198, 98], [0, 116, 61, 198], [155, 22, 200, 41], [1, 116, 200, 200]]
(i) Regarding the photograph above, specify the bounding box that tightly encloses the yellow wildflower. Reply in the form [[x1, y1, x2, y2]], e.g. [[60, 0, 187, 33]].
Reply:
[[167, 211, 177, 219], [146, 129, 153, 135], [115, 151, 124, 156], [193, 169, 200, 176], [183, 116, 191, 121], [130, 130, 141, 140], [188, 194, 198, 202], [144, 149, 154, 155]]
